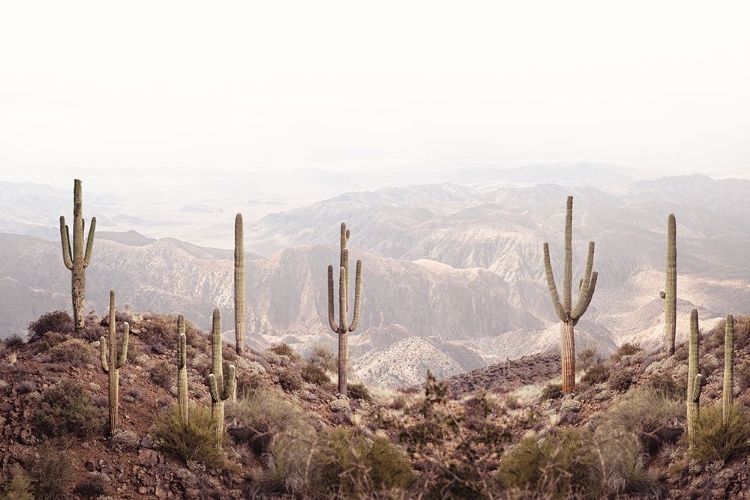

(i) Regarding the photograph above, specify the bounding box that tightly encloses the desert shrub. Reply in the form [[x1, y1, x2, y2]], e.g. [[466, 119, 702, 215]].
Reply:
[[301, 362, 330, 385], [308, 343, 337, 373], [576, 347, 599, 373], [610, 343, 643, 362], [736, 360, 750, 393], [309, 427, 414, 498], [150, 404, 227, 470], [602, 386, 684, 456], [0, 464, 34, 500], [139, 314, 203, 352], [581, 363, 610, 384], [16, 380, 35, 394], [609, 370, 633, 393], [73, 473, 109, 497], [347, 382, 371, 402], [277, 368, 303, 392], [30, 331, 68, 354], [4, 334, 25, 349], [647, 372, 683, 399], [33, 379, 103, 438], [268, 343, 300, 360], [497, 428, 601, 499], [48, 338, 95, 366], [22, 442, 74, 500], [234, 369, 264, 398], [692, 404, 750, 463], [150, 360, 175, 390], [27, 311, 74, 342], [540, 383, 563, 401]]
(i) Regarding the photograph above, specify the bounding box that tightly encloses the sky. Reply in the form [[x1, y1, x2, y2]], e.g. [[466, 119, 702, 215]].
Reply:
[[1, 0, 749, 194]]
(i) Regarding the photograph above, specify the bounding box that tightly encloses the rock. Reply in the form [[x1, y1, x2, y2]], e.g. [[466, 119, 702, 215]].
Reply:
[[85, 460, 96, 472], [140, 435, 154, 449]]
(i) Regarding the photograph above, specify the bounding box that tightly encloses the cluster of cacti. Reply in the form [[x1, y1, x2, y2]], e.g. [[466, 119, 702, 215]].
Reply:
[[660, 213, 677, 355], [100, 290, 129, 436], [59, 178, 96, 333], [177, 315, 189, 425], [543, 196, 598, 394], [234, 213, 246, 355], [206, 308, 236, 443], [723, 314, 734, 427], [327, 222, 363, 396], [687, 309, 704, 446]]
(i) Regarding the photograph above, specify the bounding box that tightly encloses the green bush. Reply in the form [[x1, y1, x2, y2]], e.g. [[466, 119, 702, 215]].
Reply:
[[22, 442, 74, 500], [268, 343, 300, 360], [27, 311, 74, 342], [307, 343, 337, 373], [309, 428, 414, 498], [150, 404, 227, 470], [47, 338, 95, 366], [0, 464, 34, 500], [347, 382, 371, 402], [277, 368, 303, 392], [30, 331, 68, 354], [150, 360, 175, 390], [610, 343, 643, 362], [608, 370, 633, 393], [581, 363, 610, 384], [692, 404, 750, 463], [301, 362, 330, 385], [540, 383, 563, 401], [33, 379, 103, 438]]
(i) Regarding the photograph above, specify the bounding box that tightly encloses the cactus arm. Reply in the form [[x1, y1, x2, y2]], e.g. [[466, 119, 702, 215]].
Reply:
[[562, 195, 573, 312], [693, 374, 705, 404], [543, 243, 567, 322], [664, 213, 677, 355], [116, 321, 129, 369], [210, 308, 223, 396], [223, 365, 236, 400], [60, 217, 74, 270], [100, 337, 109, 373], [208, 373, 220, 402], [83, 217, 96, 268], [571, 271, 598, 321], [573, 241, 595, 310], [348, 260, 362, 332], [327, 265, 338, 332]]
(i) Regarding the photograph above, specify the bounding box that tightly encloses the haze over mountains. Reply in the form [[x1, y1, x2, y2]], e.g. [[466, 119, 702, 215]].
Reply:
[[1, 164, 749, 386]]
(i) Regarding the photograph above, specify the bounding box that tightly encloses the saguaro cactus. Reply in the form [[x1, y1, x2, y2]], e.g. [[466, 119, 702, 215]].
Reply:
[[687, 309, 704, 446], [661, 213, 677, 355], [60, 178, 96, 333], [234, 213, 246, 355], [177, 315, 189, 426], [543, 196, 598, 394], [206, 309, 235, 443], [723, 314, 734, 427], [327, 222, 362, 396], [100, 290, 129, 436]]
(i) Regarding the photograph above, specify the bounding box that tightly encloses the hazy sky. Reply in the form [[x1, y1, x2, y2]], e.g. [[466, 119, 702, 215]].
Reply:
[[1, 1, 749, 189]]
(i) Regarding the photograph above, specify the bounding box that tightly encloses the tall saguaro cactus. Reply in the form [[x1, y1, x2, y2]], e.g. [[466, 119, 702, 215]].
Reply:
[[177, 315, 189, 426], [327, 222, 362, 396], [60, 179, 96, 333], [234, 213, 246, 355], [687, 309, 704, 446], [206, 309, 235, 443], [100, 290, 129, 436], [723, 314, 734, 427], [661, 213, 677, 355], [543, 196, 598, 394]]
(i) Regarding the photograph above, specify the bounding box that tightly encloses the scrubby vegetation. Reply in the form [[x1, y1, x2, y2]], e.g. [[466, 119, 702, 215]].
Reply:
[[3, 308, 750, 498]]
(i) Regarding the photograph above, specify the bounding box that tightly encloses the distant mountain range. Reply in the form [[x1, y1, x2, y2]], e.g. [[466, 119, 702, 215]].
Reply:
[[1, 166, 749, 386]]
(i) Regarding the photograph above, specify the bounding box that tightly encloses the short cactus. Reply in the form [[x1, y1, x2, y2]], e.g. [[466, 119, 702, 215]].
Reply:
[[234, 213, 246, 355], [60, 178, 96, 333], [206, 308, 235, 443], [687, 309, 703, 446], [100, 290, 129, 436], [543, 196, 598, 394], [661, 213, 677, 355], [327, 222, 362, 396], [177, 314, 189, 426], [723, 314, 734, 427]]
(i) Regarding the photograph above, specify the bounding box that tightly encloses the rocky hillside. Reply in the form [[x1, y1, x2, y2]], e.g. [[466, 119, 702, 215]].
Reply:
[[1, 310, 750, 498]]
